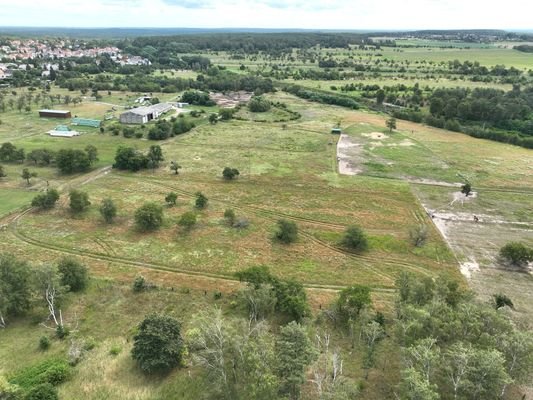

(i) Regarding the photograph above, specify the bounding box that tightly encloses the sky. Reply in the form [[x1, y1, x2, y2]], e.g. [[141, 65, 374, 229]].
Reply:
[[0, 0, 531, 30]]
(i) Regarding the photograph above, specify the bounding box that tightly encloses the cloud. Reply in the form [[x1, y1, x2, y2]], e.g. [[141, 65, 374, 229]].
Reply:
[[162, 0, 216, 8], [0, 0, 531, 29]]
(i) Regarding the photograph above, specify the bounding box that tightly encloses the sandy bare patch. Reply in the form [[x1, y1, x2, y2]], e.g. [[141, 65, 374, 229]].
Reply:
[[362, 132, 389, 140], [450, 191, 477, 206], [399, 139, 415, 146], [460, 259, 480, 279], [407, 178, 463, 187], [337, 134, 362, 175]]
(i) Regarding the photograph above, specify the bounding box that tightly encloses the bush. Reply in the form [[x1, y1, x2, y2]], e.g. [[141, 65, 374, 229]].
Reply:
[[233, 218, 250, 229], [222, 167, 240, 180], [194, 192, 208, 209], [69, 189, 90, 213], [134, 203, 164, 231], [223, 209, 236, 226], [409, 225, 428, 247], [57, 257, 88, 292], [133, 275, 147, 292], [165, 192, 178, 207], [499, 242, 532, 267], [178, 211, 197, 231], [131, 313, 184, 373], [31, 190, 59, 210], [275, 219, 298, 244], [340, 226, 368, 252], [99, 198, 117, 223], [337, 285, 372, 322], [10, 359, 70, 389], [55, 325, 69, 340], [24, 383, 58, 400], [248, 96, 271, 112], [493, 293, 514, 309], [38, 336, 50, 351], [109, 345, 122, 356]]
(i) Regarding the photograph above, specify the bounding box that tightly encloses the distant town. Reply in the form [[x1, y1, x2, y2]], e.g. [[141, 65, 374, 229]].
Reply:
[[0, 38, 150, 80]]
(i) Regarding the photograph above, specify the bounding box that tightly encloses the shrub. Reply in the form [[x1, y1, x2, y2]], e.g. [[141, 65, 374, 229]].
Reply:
[[275, 219, 298, 244], [337, 285, 372, 322], [223, 209, 236, 226], [109, 345, 122, 356], [131, 313, 184, 373], [248, 96, 271, 112], [499, 242, 532, 267], [10, 359, 70, 389], [461, 183, 472, 196], [340, 226, 368, 252], [133, 275, 147, 292], [55, 325, 69, 340], [99, 198, 117, 223], [493, 293, 514, 309], [24, 383, 58, 400], [38, 336, 50, 351], [31, 189, 60, 210], [134, 202, 164, 231], [178, 211, 197, 231], [165, 192, 178, 207], [194, 192, 208, 209], [222, 167, 240, 180], [233, 218, 250, 229], [69, 190, 90, 213], [57, 257, 88, 292], [213, 291, 222, 300], [409, 225, 428, 247]]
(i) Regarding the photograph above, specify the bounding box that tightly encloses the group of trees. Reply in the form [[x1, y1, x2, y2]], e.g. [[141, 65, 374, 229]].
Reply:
[[0, 253, 88, 330], [0, 142, 98, 176], [395, 271, 533, 400], [113, 145, 163, 171]]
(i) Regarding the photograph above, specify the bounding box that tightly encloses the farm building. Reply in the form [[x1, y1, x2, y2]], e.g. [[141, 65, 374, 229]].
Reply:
[[71, 118, 101, 128], [119, 103, 173, 124], [39, 109, 71, 118], [47, 125, 80, 137], [331, 127, 342, 134]]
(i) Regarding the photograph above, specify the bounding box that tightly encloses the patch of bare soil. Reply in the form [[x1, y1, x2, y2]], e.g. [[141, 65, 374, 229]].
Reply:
[[336, 134, 362, 175], [362, 131, 389, 140], [209, 91, 253, 108]]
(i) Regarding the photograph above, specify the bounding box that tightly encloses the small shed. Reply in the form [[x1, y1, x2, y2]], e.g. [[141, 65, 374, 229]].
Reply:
[[47, 125, 80, 137], [331, 127, 342, 134], [39, 109, 71, 118]]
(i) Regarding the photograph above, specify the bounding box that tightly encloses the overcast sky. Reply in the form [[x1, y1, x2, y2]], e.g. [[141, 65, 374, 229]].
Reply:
[[0, 0, 531, 30]]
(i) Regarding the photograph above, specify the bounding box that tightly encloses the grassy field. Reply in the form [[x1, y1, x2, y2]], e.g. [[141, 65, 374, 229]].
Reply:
[[1, 43, 532, 398]]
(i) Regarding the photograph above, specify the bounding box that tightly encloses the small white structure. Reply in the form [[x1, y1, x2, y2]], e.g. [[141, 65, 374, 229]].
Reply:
[[47, 125, 80, 137]]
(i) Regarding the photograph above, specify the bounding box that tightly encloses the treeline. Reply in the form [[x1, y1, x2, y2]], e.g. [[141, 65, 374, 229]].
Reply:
[[56, 68, 274, 94], [283, 84, 360, 109], [382, 85, 533, 148], [514, 44, 533, 53], [120, 32, 367, 56]]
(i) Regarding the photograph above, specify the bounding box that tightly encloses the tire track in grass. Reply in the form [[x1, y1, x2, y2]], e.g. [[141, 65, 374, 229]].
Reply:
[[8, 208, 395, 293], [130, 176, 433, 280]]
